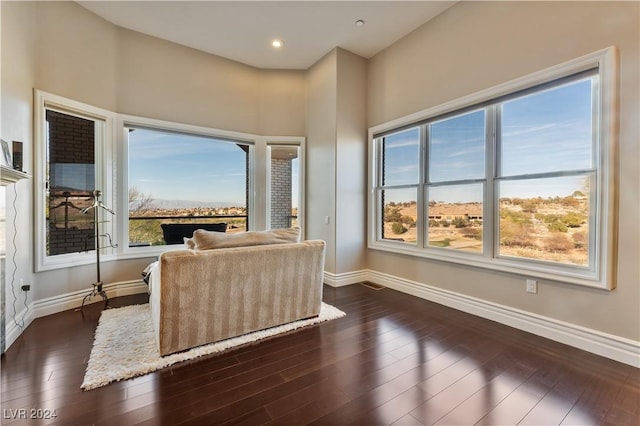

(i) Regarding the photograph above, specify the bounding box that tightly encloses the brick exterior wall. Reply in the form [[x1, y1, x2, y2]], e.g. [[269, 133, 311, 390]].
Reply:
[[270, 158, 293, 229], [46, 110, 96, 256]]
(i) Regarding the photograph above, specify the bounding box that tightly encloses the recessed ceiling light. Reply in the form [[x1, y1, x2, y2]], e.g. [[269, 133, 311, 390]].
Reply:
[[355, 19, 365, 27], [271, 39, 283, 49]]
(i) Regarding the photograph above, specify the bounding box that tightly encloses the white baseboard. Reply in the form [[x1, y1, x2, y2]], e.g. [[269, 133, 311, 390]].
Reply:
[[32, 280, 148, 319], [365, 269, 640, 368], [324, 270, 369, 287], [5, 306, 35, 351], [5, 280, 148, 351]]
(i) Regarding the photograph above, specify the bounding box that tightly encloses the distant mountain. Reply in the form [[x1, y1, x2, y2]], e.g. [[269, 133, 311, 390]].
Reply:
[[146, 199, 243, 209]]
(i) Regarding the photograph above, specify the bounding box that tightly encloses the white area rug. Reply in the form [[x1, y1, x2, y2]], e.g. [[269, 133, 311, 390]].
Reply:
[[81, 302, 345, 390]]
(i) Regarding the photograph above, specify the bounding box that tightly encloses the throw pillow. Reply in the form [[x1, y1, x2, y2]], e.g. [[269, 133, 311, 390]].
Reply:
[[184, 237, 196, 249], [192, 227, 300, 250]]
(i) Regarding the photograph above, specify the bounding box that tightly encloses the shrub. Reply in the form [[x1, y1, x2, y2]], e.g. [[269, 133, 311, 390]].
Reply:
[[545, 233, 573, 252], [460, 227, 482, 240], [401, 215, 415, 226], [451, 217, 469, 228], [559, 196, 580, 207], [573, 231, 588, 249], [392, 221, 407, 234], [500, 209, 531, 224], [540, 213, 562, 224], [500, 220, 536, 248], [129, 219, 165, 246], [384, 206, 402, 222], [562, 212, 585, 228], [547, 221, 568, 233]]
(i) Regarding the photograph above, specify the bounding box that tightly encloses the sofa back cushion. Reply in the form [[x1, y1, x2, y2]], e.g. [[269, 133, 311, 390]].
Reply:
[[192, 227, 299, 250]]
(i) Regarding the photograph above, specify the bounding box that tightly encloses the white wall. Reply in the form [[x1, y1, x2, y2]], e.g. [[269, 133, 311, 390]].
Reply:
[[1, 1, 37, 327], [367, 1, 640, 342]]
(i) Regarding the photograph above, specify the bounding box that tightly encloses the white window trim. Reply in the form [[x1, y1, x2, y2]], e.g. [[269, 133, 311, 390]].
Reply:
[[118, 115, 258, 259], [118, 115, 305, 259], [266, 139, 306, 234], [34, 90, 117, 272], [368, 47, 618, 290]]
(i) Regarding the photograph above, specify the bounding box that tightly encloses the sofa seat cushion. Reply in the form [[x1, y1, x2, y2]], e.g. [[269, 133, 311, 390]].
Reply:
[[192, 227, 299, 250]]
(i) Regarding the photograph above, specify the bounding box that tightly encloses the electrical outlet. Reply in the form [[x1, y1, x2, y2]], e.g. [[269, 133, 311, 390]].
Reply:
[[20, 278, 30, 292], [526, 279, 537, 294]]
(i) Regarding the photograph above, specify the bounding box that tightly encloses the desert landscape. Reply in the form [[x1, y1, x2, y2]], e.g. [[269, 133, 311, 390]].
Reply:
[[383, 192, 589, 266]]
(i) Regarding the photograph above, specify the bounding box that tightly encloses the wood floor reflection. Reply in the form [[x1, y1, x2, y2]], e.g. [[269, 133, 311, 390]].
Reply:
[[2, 284, 638, 425]]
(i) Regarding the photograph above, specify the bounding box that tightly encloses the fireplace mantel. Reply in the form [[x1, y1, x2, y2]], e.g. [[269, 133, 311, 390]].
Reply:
[[1, 165, 30, 186]]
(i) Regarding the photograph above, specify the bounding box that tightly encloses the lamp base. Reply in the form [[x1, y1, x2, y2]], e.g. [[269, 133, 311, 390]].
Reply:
[[80, 282, 108, 310]]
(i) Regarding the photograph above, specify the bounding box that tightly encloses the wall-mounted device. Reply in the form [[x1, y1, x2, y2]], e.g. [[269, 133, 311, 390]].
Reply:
[[12, 141, 23, 171]]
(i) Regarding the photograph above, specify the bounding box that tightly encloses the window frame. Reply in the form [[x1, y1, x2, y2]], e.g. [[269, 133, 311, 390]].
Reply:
[[117, 116, 305, 259], [266, 140, 306, 232], [368, 47, 618, 290], [34, 90, 117, 272]]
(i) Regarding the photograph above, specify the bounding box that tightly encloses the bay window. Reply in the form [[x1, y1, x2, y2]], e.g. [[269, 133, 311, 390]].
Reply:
[[35, 91, 304, 270]]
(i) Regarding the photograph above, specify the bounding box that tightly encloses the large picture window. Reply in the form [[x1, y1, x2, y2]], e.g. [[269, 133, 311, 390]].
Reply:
[[127, 127, 250, 247], [369, 48, 617, 289]]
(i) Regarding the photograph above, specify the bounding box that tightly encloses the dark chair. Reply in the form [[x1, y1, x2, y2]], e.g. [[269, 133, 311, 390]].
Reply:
[[160, 223, 227, 245]]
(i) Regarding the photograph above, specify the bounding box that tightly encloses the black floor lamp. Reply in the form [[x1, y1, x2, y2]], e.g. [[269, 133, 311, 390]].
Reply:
[[79, 190, 117, 310]]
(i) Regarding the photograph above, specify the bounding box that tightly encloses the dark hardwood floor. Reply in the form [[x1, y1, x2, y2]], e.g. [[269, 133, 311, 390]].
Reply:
[[1, 284, 638, 425]]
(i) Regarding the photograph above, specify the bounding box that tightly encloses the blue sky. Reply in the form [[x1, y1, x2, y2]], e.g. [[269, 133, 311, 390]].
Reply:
[[129, 129, 299, 208], [382, 77, 594, 203], [128, 129, 248, 205]]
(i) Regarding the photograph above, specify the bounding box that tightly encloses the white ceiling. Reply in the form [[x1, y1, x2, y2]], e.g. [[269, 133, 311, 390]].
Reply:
[[77, 1, 456, 70]]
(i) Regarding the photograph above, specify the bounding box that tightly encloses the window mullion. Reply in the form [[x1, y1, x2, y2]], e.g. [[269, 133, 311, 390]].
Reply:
[[485, 106, 497, 259], [417, 124, 428, 248]]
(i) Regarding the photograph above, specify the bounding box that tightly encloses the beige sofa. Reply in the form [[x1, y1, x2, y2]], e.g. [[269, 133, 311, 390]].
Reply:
[[149, 234, 325, 356]]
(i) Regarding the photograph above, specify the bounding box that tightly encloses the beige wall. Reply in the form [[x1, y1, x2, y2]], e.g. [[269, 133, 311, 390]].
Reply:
[[35, 1, 118, 112], [304, 48, 368, 275], [117, 29, 306, 137], [33, 2, 307, 137], [117, 28, 256, 134], [367, 1, 640, 341], [305, 50, 338, 272], [335, 49, 367, 274], [258, 70, 306, 136]]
